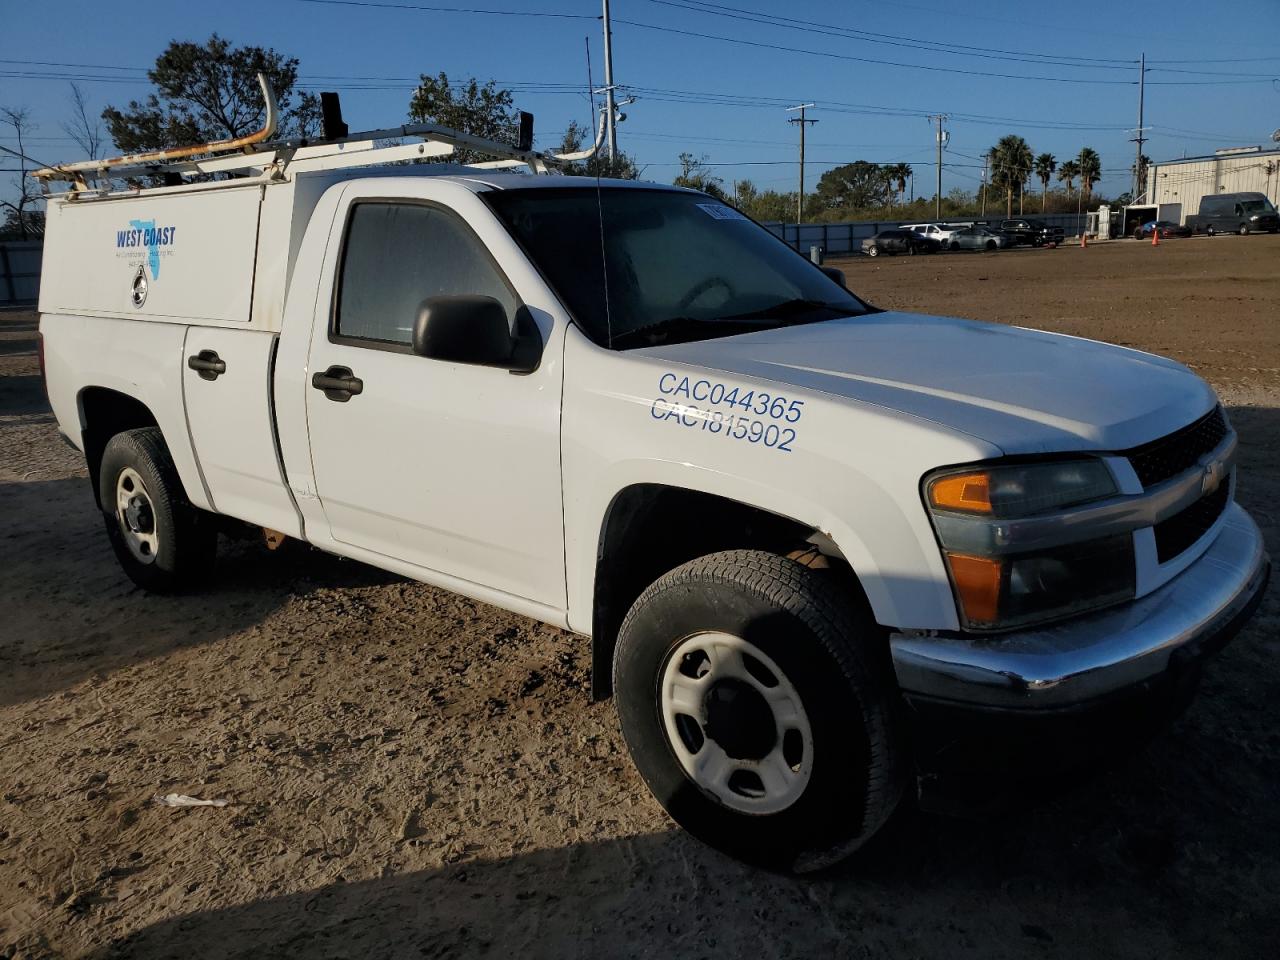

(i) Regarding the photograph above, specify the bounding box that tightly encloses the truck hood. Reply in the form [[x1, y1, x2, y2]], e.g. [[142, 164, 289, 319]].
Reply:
[[636, 312, 1216, 454]]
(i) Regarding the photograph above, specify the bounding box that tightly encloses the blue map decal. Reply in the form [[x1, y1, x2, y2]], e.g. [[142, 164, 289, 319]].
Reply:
[[115, 220, 177, 280], [130, 219, 161, 279]]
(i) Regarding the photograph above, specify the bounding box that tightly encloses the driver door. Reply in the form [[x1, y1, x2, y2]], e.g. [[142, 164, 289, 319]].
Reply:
[[303, 191, 566, 611]]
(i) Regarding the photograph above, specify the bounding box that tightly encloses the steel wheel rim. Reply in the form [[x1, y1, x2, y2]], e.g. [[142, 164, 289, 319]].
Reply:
[[115, 466, 159, 565], [659, 631, 813, 815]]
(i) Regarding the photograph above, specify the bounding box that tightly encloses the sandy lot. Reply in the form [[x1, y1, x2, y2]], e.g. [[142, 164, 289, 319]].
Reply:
[[1, 235, 1277, 959]]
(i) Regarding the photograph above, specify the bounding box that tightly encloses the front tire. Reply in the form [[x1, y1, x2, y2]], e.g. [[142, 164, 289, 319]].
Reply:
[[1207, 225, 1216, 237], [613, 550, 904, 872], [867, 246, 879, 257], [1238, 223, 1250, 236], [99, 427, 216, 592]]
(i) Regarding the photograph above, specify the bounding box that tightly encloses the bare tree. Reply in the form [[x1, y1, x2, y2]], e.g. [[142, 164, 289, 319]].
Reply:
[[62, 82, 103, 160], [0, 105, 43, 241]]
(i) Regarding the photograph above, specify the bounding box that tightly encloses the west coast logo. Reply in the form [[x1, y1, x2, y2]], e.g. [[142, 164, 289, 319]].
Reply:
[[115, 219, 177, 280]]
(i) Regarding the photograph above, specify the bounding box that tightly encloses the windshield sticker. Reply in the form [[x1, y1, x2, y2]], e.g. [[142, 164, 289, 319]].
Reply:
[[650, 372, 802, 452], [696, 203, 749, 222]]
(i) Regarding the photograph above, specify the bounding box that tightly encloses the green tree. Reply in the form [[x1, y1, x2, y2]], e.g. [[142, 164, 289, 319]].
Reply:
[[1132, 153, 1152, 200], [989, 135, 1034, 216], [409, 72, 524, 164], [1057, 159, 1080, 199], [813, 161, 887, 213], [555, 119, 640, 179], [1076, 147, 1102, 202], [888, 163, 912, 207], [102, 34, 319, 152], [673, 152, 728, 200], [1033, 153, 1057, 212], [732, 180, 795, 221]]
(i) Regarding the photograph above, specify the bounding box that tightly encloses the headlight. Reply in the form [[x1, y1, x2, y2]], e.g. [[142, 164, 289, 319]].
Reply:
[[924, 460, 1135, 631]]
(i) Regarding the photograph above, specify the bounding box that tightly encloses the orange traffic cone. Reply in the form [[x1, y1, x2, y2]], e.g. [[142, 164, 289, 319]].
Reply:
[[1080, 231, 1088, 248], [1151, 227, 1160, 246]]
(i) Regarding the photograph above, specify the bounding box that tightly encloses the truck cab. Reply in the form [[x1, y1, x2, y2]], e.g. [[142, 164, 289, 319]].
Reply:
[[32, 107, 1270, 874]]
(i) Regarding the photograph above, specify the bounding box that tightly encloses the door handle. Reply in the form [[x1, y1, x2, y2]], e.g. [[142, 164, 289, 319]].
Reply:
[[187, 349, 227, 381], [311, 365, 363, 402]]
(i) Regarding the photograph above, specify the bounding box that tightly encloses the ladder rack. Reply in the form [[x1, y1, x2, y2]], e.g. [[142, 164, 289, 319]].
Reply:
[[32, 74, 605, 199]]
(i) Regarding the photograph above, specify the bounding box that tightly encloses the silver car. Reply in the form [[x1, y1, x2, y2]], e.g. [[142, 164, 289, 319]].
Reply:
[[947, 226, 1009, 252]]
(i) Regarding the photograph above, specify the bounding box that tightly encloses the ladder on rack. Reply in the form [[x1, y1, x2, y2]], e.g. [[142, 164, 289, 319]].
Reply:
[[33, 74, 604, 199]]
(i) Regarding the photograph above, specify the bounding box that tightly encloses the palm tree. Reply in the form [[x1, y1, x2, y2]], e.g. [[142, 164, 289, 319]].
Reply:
[[1076, 147, 1102, 203], [989, 135, 1034, 216], [879, 166, 898, 209], [1057, 159, 1079, 199], [1033, 153, 1056, 212], [888, 162, 913, 207]]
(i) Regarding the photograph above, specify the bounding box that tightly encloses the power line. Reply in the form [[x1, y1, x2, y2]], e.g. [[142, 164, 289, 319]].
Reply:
[[638, 0, 1139, 68], [611, 17, 1141, 84], [294, 0, 592, 18], [288, 0, 1268, 86]]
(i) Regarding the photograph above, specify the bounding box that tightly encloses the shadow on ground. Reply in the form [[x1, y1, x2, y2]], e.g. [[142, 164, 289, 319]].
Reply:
[[81, 788, 1277, 960]]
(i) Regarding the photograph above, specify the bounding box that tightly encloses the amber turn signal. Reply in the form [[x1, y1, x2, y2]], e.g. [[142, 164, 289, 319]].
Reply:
[[945, 552, 1003, 625], [929, 471, 992, 513]]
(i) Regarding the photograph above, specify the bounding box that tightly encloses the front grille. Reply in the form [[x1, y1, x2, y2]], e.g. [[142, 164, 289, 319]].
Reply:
[[1154, 480, 1230, 563], [1126, 407, 1228, 489]]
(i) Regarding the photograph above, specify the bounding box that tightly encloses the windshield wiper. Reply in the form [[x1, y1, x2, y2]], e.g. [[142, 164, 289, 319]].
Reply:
[[715, 298, 837, 322], [609, 315, 777, 349]]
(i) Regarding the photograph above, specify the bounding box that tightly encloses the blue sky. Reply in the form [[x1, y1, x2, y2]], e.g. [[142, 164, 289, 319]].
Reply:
[[3, 0, 1279, 202]]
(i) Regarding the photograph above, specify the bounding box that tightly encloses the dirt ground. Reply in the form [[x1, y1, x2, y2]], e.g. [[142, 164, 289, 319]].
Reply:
[[1, 235, 1277, 959]]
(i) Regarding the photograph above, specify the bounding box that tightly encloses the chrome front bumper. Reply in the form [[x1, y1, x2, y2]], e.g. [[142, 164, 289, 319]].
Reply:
[[891, 503, 1270, 709]]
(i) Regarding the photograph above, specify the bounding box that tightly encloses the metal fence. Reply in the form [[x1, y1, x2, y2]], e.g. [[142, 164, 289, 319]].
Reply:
[[764, 213, 1091, 255], [0, 241, 41, 306]]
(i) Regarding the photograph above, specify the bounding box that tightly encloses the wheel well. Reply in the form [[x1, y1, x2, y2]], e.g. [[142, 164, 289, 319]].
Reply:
[[79, 387, 159, 506], [589, 484, 863, 701]]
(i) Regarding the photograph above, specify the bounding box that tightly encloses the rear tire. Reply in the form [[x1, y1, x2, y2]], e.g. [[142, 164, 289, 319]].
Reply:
[[99, 427, 216, 592], [867, 246, 879, 257], [613, 550, 904, 873], [985, 240, 996, 251], [1206, 225, 1216, 237]]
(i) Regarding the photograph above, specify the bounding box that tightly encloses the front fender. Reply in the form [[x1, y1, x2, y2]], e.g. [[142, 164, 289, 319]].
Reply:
[[561, 326, 996, 634]]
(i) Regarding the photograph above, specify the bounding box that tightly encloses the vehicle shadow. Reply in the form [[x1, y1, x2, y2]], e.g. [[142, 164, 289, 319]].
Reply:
[[79, 775, 1277, 960], [0, 475, 401, 708]]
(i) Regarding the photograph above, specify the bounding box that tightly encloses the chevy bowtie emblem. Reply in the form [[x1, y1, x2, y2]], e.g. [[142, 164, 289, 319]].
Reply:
[[1201, 458, 1226, 495]]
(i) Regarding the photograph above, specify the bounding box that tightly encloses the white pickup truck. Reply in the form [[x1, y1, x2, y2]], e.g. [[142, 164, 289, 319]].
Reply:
[[34, 112, 1269, 872]]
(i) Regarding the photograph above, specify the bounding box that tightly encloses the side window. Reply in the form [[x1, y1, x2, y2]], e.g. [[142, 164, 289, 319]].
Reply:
[[336, 202, 518, 346]]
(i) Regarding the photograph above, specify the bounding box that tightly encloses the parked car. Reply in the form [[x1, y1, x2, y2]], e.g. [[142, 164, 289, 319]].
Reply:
[[861, 229, 940, 256], [32, 100, 1270, 874], [1134, 220, 1191, 239], [905, 223, 963, 246], [947, 226, 1009, 251], [999, 219, 1064, 247], [1186, 192, 1280, 236]]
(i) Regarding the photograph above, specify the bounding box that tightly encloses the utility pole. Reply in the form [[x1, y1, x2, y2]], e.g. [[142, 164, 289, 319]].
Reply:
[[602, 0, 617, 161], [928, 114, 949, 220], [787, 103, 817, 224], [1131, 52, 1146, 202]]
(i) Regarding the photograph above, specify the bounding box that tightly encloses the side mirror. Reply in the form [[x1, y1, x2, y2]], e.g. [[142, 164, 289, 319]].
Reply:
[[411, 295, 541, 372], [819, 265, 847, 288]]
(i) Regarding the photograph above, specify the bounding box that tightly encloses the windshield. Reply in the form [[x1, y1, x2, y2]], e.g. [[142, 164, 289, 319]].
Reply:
[[1240, 199, 1276, 214], [483, 187, 870, 350]]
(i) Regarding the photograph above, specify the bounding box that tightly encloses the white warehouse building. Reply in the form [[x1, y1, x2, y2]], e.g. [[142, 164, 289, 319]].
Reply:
[[1145, 144, 1280, 225]]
